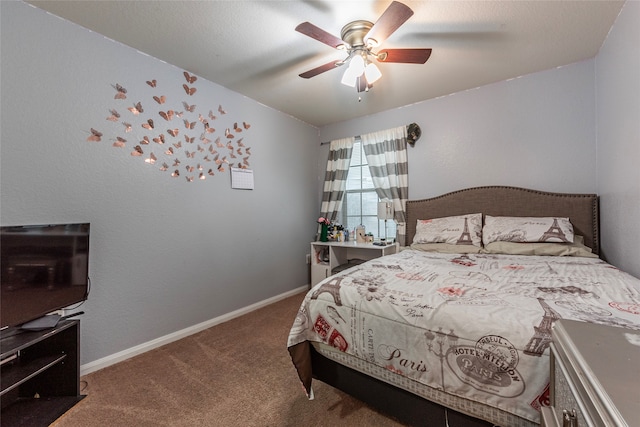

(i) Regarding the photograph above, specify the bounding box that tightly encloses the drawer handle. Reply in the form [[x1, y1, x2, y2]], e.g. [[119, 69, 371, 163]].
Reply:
[[562, 409, 577, 427]]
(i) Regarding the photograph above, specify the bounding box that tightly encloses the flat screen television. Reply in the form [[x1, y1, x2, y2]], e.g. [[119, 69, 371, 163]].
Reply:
[[1, 223, 90, 330]]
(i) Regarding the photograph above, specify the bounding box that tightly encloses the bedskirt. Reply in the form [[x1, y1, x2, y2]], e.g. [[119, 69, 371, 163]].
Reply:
[[312, 342, 536, 427]]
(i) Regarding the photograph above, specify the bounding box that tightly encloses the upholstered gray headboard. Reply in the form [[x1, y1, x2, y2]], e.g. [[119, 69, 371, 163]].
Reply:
[[405, 186, 600, 255]]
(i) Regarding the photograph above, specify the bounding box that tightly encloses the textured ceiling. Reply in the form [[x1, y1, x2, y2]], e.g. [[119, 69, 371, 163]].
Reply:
[[26, 0, 624, 127]]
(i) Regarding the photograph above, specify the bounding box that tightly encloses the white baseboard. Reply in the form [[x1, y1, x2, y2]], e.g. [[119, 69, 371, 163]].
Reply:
[[80, 285, 308, 376]]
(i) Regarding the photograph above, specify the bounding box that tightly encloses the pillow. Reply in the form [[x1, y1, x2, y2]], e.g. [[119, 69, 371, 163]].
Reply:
[[413, 213, 482, 247], [482, 215, 574, 246], [484, 235, 597, 258], [410, 242, 485, 254]]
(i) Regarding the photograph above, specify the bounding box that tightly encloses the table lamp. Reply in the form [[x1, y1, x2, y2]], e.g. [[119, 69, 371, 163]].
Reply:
[[377, 200, 394, 244]]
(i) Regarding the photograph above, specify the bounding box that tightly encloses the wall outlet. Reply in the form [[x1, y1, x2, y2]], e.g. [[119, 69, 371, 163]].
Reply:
[[306, 253, 311, 264]]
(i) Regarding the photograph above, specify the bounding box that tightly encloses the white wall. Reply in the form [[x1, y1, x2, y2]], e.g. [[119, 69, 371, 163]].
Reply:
[[1, 1, 319, 365], [319, 60, 597, 200], [595, 0, 640, 278]]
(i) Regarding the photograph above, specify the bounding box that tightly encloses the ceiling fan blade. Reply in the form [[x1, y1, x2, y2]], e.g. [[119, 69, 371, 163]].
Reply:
[[295, 22, 344, 49], [365, 1, 414, 46], [377, 48, 432, 64], [299, 60, 343, 79]]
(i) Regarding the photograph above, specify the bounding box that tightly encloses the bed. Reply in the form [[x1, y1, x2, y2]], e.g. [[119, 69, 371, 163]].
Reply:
[[288, 186, 640, 426]]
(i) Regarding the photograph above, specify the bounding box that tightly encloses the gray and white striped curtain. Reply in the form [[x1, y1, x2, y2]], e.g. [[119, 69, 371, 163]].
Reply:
[[320, 137, 355, 223], [360, 125, 409, 245]]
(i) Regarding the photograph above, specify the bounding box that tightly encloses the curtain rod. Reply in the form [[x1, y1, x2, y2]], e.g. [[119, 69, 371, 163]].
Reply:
[[320, 135, 361, 145], [320, 134, 363, 146], [319, 123, 420, 146]]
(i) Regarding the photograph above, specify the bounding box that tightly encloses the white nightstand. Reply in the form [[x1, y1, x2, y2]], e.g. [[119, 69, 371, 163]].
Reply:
[[310, 241, 398, 287], [541, 319, 640, 427]]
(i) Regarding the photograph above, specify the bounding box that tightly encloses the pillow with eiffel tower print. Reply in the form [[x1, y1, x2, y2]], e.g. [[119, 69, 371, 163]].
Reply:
[[482, 216, 574, 246], [413, 213, 482, 247], [484, 235, 597, 258]]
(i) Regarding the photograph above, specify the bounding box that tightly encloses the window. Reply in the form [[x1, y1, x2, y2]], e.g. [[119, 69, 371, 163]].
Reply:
[[340, 139, 397, 240]]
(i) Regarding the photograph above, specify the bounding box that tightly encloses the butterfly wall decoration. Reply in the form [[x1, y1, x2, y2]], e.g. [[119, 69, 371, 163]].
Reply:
[[145, 153, 157, 165], [106, 109, 120, 122], [128, 102, 143, 115], [87, 128, 103, 142], [183, 72, 197, 84], [159, 110, 174, 121], [113, 83, 127, 99], [183, 84, 196, 96], [131, 145, 143, 156], [87, 73, 254, 183], [113, 136, 126, 148]]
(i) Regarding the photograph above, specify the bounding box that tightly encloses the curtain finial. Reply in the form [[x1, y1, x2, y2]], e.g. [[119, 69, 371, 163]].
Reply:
[[407, 123, 421, 146]]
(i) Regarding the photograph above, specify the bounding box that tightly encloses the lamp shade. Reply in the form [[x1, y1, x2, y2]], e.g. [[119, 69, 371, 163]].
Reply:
[[341, 67, 358, 87], [364, 62, 382, 84], [377, 200, 394, 220], [349, 54, 366, 76], [341, 54, 366, 87]]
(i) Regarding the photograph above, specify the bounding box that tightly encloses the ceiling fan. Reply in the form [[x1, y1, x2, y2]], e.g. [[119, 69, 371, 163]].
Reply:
[[295, 1, 432, 92]]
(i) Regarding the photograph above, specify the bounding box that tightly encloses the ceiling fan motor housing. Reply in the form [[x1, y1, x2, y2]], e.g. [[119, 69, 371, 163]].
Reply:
[[340, 20, 375, 49]]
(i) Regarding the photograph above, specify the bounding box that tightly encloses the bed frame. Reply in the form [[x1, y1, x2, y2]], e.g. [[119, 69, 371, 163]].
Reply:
[[310, 186, 600, 426], [405, 186, 599, 255]]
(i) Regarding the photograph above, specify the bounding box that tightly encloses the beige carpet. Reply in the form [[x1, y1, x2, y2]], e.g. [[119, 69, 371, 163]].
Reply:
[[52, 291, 406, 427]]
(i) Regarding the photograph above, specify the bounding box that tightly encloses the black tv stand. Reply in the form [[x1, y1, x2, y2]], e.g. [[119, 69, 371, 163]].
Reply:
[[1, 320, 84, 426]]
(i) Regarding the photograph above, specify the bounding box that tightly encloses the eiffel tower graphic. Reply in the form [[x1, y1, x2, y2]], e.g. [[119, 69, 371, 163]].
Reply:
[[539, 218, 568, 242], [524, 298, 562, 356], [310, 275, 345, 306], [456, 217, 473, 245]]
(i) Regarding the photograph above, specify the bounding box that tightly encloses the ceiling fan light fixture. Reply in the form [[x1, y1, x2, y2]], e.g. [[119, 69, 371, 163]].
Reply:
[[364, 62, 382, 84], [295, 1, 430, 91], [348, 54, 366, 76], [341, 68, 358, 87]]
